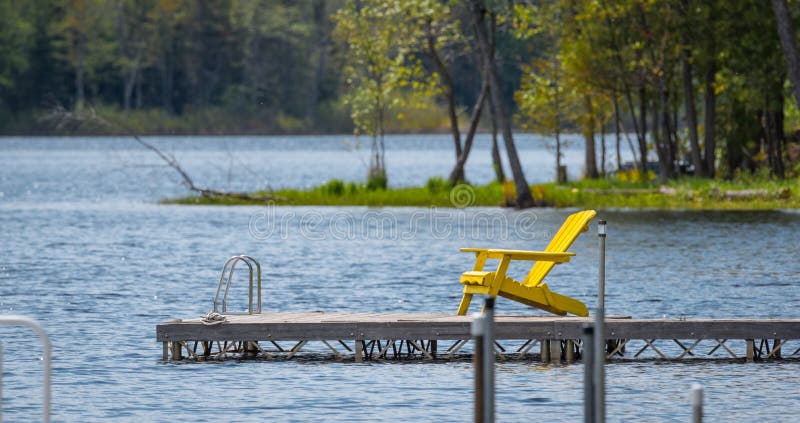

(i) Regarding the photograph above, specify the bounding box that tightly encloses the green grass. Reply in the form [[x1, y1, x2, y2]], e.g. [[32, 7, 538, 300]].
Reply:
[[533, 176, 800, 210], [165, 176, 800, 210], [167, 178, 506, 207]]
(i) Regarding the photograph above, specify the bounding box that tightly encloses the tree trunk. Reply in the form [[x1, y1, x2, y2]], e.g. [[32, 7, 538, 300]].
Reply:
[[468, 0, 534, 208], [703, 59, 717, 177], [602, 2, 643, 173], [307, 0, 330, 121], [554, 73, 564, 182], [487, 11, 505, 184], [426, 18, 462, 181], [652, 95, 670, 181], [583, 94, 599, 179], [448, 80, 488, 185], [682, 49, 704, 176], [772, 0, 800, 110], [600, 124, 606, 177], [160, 41, 175, 114], [637, 85, 648, 175], [613, 94, 622, 171], [489, 90, 505, 182], [764, 93, 786, 179], [123, 68, 136, 111], [135, 71, 142, 109], [660, 79, 676, 179], [76, 34, 86, 110]]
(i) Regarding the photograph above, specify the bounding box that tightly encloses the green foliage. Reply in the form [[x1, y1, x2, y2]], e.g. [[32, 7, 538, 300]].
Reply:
[[366, 168, 388, 191], [425, 176, 448, 193], [320, 179, 346, 196], [0, 0, 34, 95], [168, 177, 800, 210], [2, 0, 800, 188]]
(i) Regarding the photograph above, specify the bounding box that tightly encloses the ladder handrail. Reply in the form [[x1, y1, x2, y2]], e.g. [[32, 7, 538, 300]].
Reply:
[[0, 315, 51, 423], [223, 258, 253, 313], [213, 256, 241, 313], [213, 255, 262, 314], [236, 255, 262, 313]]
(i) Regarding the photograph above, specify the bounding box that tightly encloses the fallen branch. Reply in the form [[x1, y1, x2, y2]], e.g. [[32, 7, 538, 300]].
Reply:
[[39, 106, 281, 202]]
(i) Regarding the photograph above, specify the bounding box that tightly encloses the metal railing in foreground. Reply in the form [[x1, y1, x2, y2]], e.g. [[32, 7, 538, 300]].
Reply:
[[0, 315, 51, 423]]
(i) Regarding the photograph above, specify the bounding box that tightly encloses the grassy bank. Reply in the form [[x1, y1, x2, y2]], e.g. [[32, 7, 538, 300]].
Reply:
[[165, 176, 800, 210]]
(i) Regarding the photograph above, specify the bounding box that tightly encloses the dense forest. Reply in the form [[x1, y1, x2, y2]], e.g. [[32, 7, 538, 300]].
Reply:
[[2, 0, 800, 202]]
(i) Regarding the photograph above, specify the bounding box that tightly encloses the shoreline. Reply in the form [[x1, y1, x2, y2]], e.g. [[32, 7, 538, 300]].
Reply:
[[163, 177, 800, 211]]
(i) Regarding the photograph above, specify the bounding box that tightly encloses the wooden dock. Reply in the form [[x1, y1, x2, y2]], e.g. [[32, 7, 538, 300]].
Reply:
[[156, 312, 800, 363]]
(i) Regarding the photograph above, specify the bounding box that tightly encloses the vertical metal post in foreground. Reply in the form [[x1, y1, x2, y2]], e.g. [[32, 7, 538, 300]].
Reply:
[[483, 297, 494, 423], [1, 342, 3, 422], [691, 384, 704, 423], [582, 325, 595, 423], [471, 297, 495, 423], [0, 316, 51, 423], [594, 219, 607, 423]]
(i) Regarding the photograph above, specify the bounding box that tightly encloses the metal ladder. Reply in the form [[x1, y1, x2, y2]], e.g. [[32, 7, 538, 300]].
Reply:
[[213, 255, 262, 314]]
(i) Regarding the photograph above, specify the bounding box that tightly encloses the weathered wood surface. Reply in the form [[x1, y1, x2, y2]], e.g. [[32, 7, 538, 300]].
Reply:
[[157, 313, 800, 342]]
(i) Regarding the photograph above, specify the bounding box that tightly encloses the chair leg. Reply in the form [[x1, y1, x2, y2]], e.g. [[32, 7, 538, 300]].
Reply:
[[457, 293, 473, 315]]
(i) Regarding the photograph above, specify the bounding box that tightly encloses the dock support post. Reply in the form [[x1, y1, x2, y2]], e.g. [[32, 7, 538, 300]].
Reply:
[[354, 340, 363, 363], [583, 325, 595, 423], [773, 339, 782, 359], [162, 342, 168, 360], [746, 339, 755, 362], [244, 341, 259, 358], [541, 340, 551, 363], [566, 340, 575, 362], [691, 383, 703, 423], [170, 341, 182, 361], [550, 340, 563, 361]]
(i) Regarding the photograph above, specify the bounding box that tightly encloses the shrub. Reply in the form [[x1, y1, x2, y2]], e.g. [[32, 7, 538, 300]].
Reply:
[[320, 179, 346, 196], [425, 176, 448, 193], [367, 168, 388, 191]]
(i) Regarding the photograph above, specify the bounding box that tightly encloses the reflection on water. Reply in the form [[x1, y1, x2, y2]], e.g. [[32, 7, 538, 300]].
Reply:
[[0, 137, 798, 422]]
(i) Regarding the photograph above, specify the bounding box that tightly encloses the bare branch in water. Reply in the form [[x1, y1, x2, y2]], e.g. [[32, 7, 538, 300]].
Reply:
[[38, 106, 281, 202]]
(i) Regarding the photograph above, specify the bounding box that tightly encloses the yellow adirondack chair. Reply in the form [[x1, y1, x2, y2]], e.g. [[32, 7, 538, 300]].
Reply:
[[457, 210, 596, 316]]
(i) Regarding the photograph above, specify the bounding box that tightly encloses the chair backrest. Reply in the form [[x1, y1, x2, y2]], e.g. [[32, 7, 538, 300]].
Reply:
[[522, 210, 597, 287]]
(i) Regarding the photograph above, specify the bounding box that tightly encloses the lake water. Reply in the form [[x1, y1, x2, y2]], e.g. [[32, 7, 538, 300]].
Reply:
[[1, 135, 799, 422]]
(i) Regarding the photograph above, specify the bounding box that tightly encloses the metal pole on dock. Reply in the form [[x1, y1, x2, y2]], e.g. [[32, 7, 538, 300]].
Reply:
[[472, 312, 485, 422], [582, 325, 595, 423], [594, 220, 607, 423], [1, 342, 3, 422], [483, 297, 494, 423], [691, 384, 703, 423], [471, 297, 495, 423]]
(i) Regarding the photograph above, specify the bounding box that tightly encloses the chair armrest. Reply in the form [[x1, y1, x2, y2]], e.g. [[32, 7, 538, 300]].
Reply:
[[485, 249, 575, 262], [460, 248, 489, 253]]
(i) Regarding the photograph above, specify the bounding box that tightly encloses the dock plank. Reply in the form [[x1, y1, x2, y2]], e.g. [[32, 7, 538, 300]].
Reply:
[[157, 313, 800, 343]]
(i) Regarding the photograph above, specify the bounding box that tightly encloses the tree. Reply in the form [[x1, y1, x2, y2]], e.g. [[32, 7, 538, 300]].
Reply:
[[679, 0, 704, 176], [516, 61, 570, 182], [514, 2, 571, 182], [772, 0, 800, 111], [52, 0, 115, 109], [115, 0, 153, 110], [334, 0, 410, 188], [0, 0, 35, 111], [467, 0, 534, 208]]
